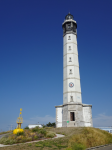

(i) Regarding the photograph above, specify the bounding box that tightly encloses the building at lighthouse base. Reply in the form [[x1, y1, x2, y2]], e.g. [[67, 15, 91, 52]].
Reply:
[[55, 103, 93, 128]]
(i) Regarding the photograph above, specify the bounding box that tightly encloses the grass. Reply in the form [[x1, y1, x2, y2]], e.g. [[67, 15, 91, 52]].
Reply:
[[0, 127, 56, 145], [0, 138, 68, 150], [0, 127, 112, 150], [0, 131, 12, 135], [68, 127, 112, 149]]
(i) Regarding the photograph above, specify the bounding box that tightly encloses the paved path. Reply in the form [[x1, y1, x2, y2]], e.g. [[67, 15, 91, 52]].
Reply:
[[0, 134, 9, 139], [95, 145, 112, 150], [1, 134, 111, 149], [0, 134, 65, 147]]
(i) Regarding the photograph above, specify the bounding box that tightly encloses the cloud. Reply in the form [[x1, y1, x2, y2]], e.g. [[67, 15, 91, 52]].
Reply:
[[23, 115, 55, 126], [24, 113, 112, 127], [93, 113, 112, 127]]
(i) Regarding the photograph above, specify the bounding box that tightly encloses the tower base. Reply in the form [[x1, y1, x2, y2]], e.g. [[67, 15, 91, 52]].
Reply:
[[55, 103, 93, 128]]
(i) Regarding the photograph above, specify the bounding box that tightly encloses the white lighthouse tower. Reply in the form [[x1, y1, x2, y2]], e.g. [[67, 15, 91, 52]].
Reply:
[[63, 13, 81, 105], [55, 13, 93, 128]]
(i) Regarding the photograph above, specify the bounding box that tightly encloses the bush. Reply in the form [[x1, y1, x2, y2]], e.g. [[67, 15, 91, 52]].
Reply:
[[46, 122, 56, 127], [71, 143, 86, 150], [34, 135, 38, 140], [39, 129, 47, 136], [17, 131, 24, 136], [0, 137, 16, 145], [26, 137, 32, 141], [32, 127, 39, 132], [0, 126, 56, 145], [24, 126, 29, 129], [46, 131, 56, 138]]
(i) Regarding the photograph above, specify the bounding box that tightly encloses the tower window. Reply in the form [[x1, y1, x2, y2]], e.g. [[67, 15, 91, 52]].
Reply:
[[68, 36, 71, 40], [69, 46, 71, 50], [69, 69, 72, 74], [70, 112, 75, 121], [69, 57, 72, 62], [70, 96, 73, 101], [68, 24, 71, 29]]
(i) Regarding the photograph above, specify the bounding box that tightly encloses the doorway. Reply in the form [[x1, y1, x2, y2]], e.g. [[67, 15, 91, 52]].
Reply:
[[70, 112, 75, 121]]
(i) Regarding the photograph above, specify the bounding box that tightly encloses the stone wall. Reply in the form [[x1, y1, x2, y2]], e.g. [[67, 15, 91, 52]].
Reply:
[[55, 103, 93, 128], [62, 103, 85, 127], [83, 105, 93, 127]]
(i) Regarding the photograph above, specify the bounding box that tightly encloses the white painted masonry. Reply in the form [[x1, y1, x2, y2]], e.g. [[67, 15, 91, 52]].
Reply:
[[63, 33, 81, 104], [56, 107, 62, 127]]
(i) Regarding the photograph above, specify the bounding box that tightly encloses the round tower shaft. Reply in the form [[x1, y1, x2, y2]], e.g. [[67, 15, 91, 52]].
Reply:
[[62, 13, 82, 104]]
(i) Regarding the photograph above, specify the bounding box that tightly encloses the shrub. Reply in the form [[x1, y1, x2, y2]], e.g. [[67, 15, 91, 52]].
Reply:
[[0, 126, 56, 145], [16, 135, 24, 141], [71, 143, 86, 150], [46, 122, 56, 127], [46, 131, 56, 138], [0, 137, 16, 145], [0, 137, 7, 144], [26, 137, 32, 141], [39, 129, 47, 136], [8, 134, 16, 140], [17, 131, 24, 136], [34, 135, 38, 140], [32, 127, 39, 132], [24, 126, 29, 129]]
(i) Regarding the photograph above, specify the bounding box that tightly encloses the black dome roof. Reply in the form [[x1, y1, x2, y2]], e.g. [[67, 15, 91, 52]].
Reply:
[[65, 13, 74, 20]]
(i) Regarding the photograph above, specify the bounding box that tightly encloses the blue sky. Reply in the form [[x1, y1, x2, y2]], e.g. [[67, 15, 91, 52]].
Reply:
[[0, 0, 112, 131]]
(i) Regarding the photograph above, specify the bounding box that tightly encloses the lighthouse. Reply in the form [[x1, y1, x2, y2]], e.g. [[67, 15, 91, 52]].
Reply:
[[63, 13, 81, 105], [55, 13, 93, 127]]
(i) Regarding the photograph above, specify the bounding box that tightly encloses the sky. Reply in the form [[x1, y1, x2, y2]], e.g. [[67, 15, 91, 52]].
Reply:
[[0, 0, 112, 131]]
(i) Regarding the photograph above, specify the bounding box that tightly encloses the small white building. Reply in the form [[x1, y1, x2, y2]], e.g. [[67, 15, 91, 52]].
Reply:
[[28, 124, 43, 129]]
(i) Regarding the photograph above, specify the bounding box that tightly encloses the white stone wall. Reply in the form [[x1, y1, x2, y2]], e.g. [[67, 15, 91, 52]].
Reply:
[[63, 33, 82, 104], [83, 106, 93, 127], [56, 107, 62, 127], [63, 92, 82, 103]]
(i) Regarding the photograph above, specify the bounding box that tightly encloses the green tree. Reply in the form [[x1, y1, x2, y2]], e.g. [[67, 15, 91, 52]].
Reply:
[[46, 122, 56, 127]]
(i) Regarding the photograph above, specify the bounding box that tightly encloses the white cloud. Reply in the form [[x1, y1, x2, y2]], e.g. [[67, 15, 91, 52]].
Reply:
[[23, 115, 55, 126], [93, 113, 112, 127], [23, 113, 112, 127]]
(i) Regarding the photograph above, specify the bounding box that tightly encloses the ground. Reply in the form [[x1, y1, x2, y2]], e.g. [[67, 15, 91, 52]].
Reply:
[[0, 127, 112, 150], [0, 127, 82, 150]]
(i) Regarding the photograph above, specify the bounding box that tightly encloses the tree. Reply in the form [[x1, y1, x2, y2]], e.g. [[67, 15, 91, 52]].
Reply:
[[46, 122, 56, 127]]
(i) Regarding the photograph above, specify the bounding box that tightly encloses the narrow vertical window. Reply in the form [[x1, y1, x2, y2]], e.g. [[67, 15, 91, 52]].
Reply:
[[68, 24, 71, 29], [69, 46, 71, 50], [68, 36, 71, 40], [69, 69, 72, 74], [70, 96, 73, 101], [70, 112, 75, 121], [69, 57, 72, 62]]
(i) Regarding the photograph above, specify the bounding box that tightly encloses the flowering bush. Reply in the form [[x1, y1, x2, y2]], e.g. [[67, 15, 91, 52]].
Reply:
[[0, 127, 56, 145]]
